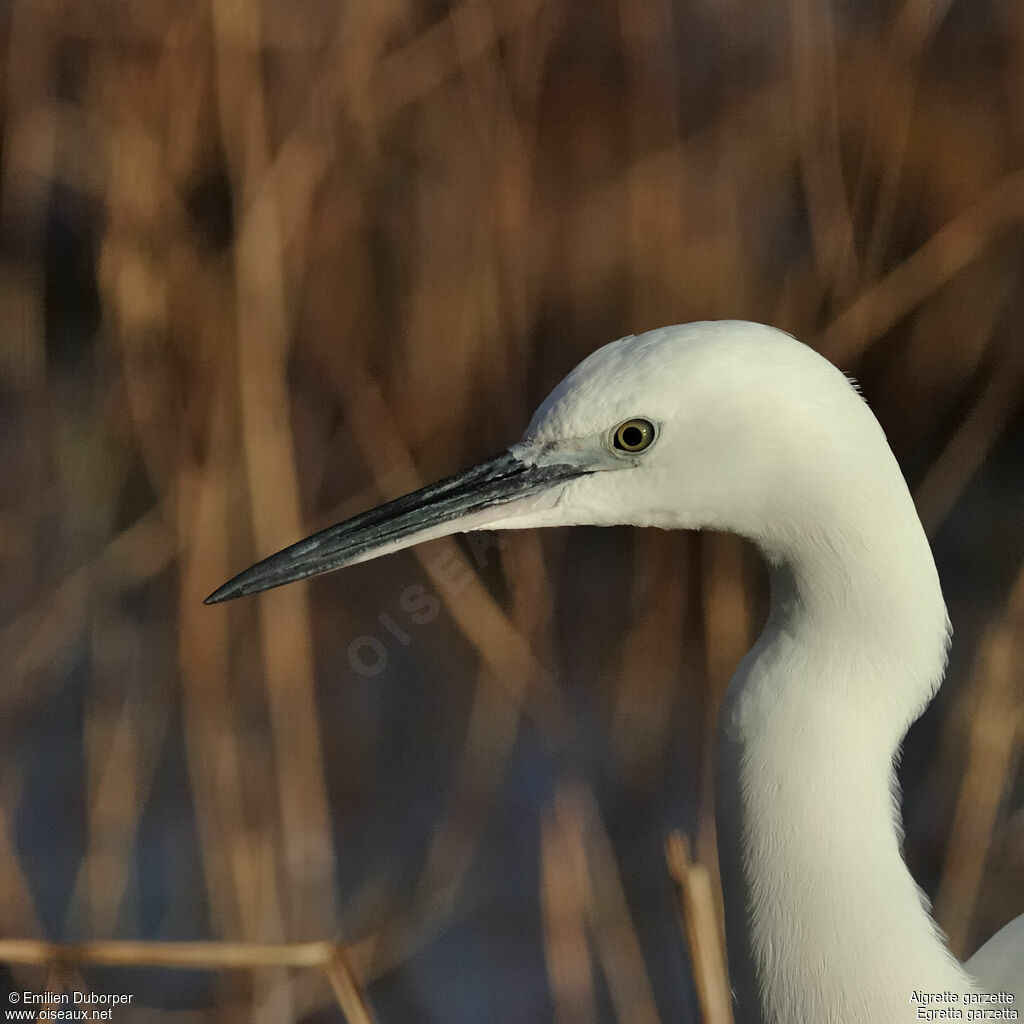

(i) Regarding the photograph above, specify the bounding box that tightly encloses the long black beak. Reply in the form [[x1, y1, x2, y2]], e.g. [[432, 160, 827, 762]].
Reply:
[[204, 449, 583, 604]]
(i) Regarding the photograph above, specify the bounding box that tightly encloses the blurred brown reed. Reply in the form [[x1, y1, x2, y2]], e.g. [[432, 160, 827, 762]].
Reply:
[[665, 832, 732, 1024], [0, 1, 1021, 1021]]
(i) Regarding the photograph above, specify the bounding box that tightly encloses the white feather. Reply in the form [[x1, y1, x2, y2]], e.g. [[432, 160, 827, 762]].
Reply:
[[501, 322, 1023, 1021]]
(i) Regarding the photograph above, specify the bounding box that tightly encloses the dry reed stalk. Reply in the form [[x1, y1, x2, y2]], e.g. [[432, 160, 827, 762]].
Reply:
[[787, 0, 858, 302], [665, 832, 734, 1024], [324, 3, 415, 143], [934, 561, 1024, 957], [697, 534, 753, 950], [235, 833, 298, 1023], [41, 963, 70, 1007], [55, 31, 187, 945], [541, 800, 598, 1024], [505, 532, 555, 641], [0, 937, 378, 1024], [914, 350, 1024, 533], [75, 648, 158, 937], [592, 83, 800, 319], [619, 0, 685, 322], [0, 0, 52, 386], [702, 535, 754, 695], [385, 534, 554, 962], [386, 11, 540, 444], [351, 686, 526, 982], [890, 258, 1013, 440], [853, 0, 955, 286], [211, 0, 337, 939], [389, 529, 553, 955], [5, 509, 173, 691], [410, 670, 520, 908], [323, 946, 379, 1024], [0, 788, 43, 941], [0, 926, 436, 992], [569, 785, 664, 1024], [0, 933, 380, 1022], [609, 531, 687, 786], [177, 364, 251, 940], [93, 31, 198, 490], [820, 165, 1024, 363], [487, 5, 561, 347], [372, 0, 547, 117], [255, 135, 331, 276], [0, 937, 353, 970], [176, 197, 301, 1023], [397, 127, 493, 445]]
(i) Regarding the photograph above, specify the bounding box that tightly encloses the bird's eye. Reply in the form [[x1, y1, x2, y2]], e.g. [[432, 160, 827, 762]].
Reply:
[[611, 418, 656, 453]]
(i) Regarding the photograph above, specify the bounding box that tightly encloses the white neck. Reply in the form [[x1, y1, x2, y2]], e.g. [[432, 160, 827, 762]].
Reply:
[[714, 454, 973, 1023]]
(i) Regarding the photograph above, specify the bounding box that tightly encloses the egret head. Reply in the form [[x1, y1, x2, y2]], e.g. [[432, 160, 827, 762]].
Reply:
[[206, 321, 881, 603]]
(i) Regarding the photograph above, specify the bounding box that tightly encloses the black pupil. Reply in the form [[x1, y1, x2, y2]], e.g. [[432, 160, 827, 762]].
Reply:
[[622, 425, 644, 448]]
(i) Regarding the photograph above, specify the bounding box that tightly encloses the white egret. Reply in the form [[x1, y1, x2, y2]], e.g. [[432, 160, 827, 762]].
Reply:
[[207, 321, 1022, 1022]]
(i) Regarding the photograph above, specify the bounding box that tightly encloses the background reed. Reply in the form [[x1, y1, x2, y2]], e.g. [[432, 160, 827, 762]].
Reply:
[[1, 0, 1022, 1020]]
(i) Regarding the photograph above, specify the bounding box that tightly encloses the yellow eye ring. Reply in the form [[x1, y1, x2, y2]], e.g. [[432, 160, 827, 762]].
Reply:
[[612, 418, 656, 453]]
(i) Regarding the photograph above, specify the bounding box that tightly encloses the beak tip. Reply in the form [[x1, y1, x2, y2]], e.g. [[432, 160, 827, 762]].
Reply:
[[203, 583, 235, 605]]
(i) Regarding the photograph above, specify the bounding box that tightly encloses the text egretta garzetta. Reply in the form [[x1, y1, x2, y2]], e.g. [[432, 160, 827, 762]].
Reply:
[[207, 321, 1023, 1022]]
